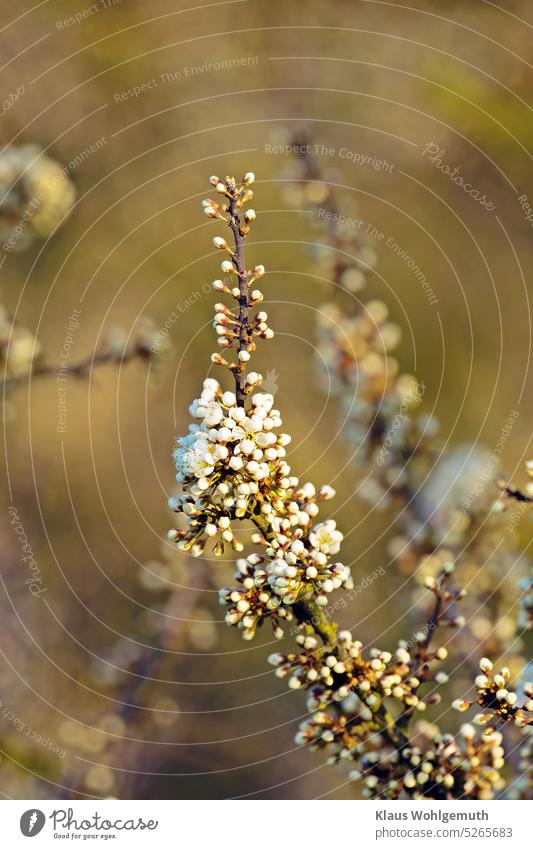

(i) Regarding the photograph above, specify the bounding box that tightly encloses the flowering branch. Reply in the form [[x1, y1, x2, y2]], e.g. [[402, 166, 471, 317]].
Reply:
[[167, 169, 533, 800]]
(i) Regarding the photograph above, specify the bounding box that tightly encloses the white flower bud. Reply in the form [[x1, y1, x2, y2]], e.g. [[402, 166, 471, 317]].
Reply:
[[221, 391, 236, 406], [395, 648, 410, 664]]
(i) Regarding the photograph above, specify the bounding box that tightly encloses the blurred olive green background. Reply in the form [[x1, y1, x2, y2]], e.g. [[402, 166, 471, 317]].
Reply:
[[1, 0, 533, 799]]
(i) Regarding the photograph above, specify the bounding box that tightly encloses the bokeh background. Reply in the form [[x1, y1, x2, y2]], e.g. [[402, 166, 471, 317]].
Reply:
[[1, 0, 533, 799]]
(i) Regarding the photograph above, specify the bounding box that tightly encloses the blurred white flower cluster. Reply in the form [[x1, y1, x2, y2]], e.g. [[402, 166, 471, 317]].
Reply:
[[0, 144, 76, 251]]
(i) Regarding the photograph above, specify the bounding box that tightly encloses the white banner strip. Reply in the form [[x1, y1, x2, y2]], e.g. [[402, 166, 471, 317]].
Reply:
[[2, 799, 530, 847]]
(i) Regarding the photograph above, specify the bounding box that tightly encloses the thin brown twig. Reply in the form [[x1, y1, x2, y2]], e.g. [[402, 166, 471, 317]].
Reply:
[[1, 348, 149, 393], [227, 195, 250, 407], [500, 484, 533, 504]]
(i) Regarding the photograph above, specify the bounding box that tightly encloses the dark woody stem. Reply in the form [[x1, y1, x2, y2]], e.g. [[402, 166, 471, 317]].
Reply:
[[374, 700, 410, 750], [251, 516, 337, 644], [227, 194, 250, 407], [292, 599, 338, 645], [414, 586, 446, 677], [500, 484, 533, 503]]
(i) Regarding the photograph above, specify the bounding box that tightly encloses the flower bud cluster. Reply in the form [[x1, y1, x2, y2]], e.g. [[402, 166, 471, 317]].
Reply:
[[212, 301, 273, 358], [356, 724, 505, 800], [453, 657, 533, 728], [0, 299, 42, 379], [295, 705, 376, 760], [264, 514, 349, 607], [218, 555, 292, 640], [270, 627, 449, 717], [218, 489, 352, 639], [169, 380, 294, 556], [295, 703, 505, 799], [391, 725, 506, 800], [316, 301, 422, 473]]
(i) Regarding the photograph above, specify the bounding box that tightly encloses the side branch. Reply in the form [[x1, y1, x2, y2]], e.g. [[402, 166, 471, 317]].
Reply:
[[1, 347, 151, 392]]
